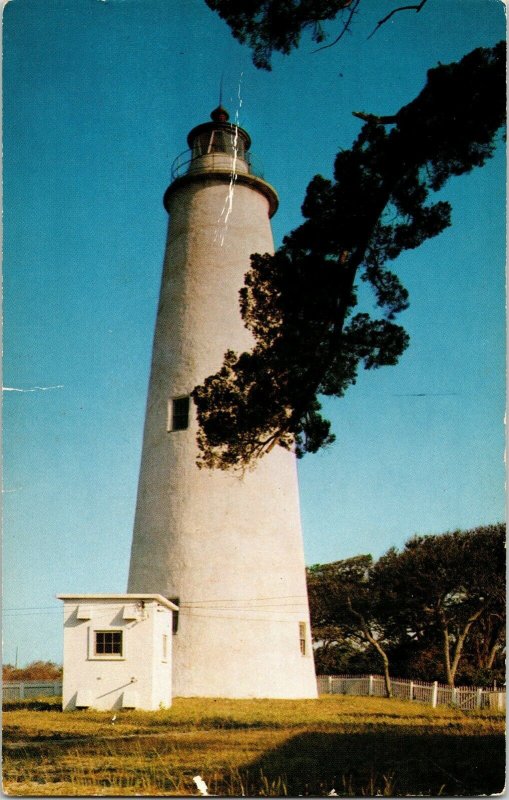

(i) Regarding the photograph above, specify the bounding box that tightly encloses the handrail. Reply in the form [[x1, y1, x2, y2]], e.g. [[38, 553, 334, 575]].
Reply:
[[171, 149, 265, 181]]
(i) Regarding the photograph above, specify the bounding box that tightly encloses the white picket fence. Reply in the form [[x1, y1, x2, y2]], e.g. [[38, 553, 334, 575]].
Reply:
[[3, 676, 505, 711], [317, 673, 505, 710], [2, 680, 63, 701]]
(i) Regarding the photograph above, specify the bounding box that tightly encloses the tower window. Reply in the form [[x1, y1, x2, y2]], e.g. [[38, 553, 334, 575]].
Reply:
[[299, 622, 307, 656], [170, 396, 190, 431]]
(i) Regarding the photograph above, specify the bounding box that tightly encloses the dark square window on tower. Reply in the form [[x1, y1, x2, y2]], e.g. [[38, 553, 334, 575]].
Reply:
[[170, 396, 190, 431]]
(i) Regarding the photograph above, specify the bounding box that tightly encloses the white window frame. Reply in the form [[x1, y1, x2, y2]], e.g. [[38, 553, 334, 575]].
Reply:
[[299, 622, 307, 656], [88, 627, 126, 661], [162, 633, 169, 663]]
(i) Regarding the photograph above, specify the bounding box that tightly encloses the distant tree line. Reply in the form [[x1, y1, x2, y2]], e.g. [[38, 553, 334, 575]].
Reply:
[[3, 661, 62, 682], [307, 524, 505, 692]]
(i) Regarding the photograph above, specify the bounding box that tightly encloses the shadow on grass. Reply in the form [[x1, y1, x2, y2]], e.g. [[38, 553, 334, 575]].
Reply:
[[238, 730, 505, 797]]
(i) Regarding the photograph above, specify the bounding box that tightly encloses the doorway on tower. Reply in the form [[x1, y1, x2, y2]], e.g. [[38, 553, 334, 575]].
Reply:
[[168, 598, 180, 634], [169, 397, 190, 431]]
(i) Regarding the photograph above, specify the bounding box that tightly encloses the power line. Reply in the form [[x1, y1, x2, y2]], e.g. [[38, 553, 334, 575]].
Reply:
[[3, 607, 62, 616], [4, 594, 310, 615], [179, 610, 307, 624], [184, 594, 308, 605], [4, 605, 61, 612]]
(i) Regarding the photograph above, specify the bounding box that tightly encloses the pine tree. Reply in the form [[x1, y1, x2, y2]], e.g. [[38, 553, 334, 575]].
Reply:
[[193, 42, 506, 470]]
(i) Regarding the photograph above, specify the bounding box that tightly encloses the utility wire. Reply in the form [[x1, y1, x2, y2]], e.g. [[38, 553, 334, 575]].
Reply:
[[5, 594, 310, 614]]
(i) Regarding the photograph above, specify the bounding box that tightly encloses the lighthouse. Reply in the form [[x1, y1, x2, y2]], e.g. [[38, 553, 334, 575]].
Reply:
[[128, 105, 317, 699]]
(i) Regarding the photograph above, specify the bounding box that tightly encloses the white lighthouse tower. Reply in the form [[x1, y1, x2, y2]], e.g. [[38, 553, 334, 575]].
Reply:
[[128, 105, 317, 699]]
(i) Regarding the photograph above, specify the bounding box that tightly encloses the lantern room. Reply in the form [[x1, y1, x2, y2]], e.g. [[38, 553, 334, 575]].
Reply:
[[166, 105, 278, 217], [187, 105, 251, 160]]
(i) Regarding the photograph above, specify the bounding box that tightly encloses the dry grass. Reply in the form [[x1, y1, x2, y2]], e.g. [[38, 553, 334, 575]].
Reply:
[[3, 695, 505, 796]]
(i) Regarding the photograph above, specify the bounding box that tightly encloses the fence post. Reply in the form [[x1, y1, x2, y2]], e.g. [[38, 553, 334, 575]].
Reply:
[[476, 688, 483, 710], [409, 681, 414, 701], [20, 681, 25, 700], [497, 692, 503, 711], [328, 675, 333, 694], [451, 687, 457, 706], [431, 681, 438, 708], [368, 675, 374, 697]]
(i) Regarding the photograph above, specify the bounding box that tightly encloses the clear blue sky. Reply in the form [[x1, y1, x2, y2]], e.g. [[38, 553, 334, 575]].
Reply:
[[3, 0, 505, 666]]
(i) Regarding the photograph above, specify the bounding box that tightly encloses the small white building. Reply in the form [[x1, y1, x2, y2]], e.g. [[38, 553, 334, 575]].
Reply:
[[57, 594, 178, 711]]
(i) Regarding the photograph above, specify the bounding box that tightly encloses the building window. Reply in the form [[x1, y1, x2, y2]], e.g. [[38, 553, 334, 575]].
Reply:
[[299, 622, 307, 656], [95, 630, 123, 657], [170, 396, 190, 431]]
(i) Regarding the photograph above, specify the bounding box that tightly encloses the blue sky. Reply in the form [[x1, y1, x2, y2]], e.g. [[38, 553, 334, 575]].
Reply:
[[3, 0, 505, 666]]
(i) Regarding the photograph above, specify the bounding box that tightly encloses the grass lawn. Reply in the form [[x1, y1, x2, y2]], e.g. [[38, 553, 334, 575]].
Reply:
[[2, 694, 505, 796]]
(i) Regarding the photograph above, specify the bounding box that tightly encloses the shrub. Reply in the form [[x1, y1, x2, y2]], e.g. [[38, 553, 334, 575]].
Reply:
[[3, 661, 63, 681]]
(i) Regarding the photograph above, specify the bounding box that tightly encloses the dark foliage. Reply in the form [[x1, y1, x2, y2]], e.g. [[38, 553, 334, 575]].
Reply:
[[379, 523, 506, 686], [193, 42, 506, 470], [206, 0, 353, 70], [205, 0, 429, 70]]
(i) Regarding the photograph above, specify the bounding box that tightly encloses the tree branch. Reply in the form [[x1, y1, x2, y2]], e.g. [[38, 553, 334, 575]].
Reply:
[[352, 111, 398, 125], [368, 0, 429, 40], [313, 0, 361, 53], [449, 607, 485, 684], [486, 637, 504, 670], [346, 597, 392, 695]]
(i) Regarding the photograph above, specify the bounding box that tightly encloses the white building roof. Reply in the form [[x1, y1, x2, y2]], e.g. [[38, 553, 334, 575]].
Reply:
[[57, 593, 179, 611]]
